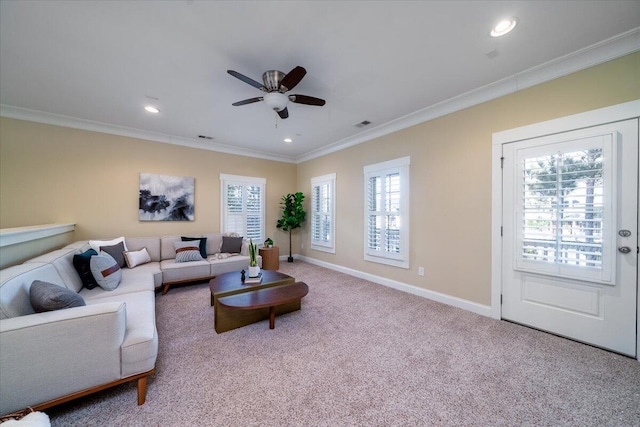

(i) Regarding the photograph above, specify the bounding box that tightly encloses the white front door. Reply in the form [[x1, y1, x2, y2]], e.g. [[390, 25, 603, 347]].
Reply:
[[502, 119, 638, 356]]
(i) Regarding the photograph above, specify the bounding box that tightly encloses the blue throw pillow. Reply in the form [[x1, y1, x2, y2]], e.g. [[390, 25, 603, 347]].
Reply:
[[73, 249, 99, 289], [90, 251, 122, 291]]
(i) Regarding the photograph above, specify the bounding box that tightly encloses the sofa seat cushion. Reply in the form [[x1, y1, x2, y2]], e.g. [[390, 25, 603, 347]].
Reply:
[[208, 255, 254, 277], [80, 266, 156, 301], [86, 291, 157, 377], [160, 259, 210, 283]]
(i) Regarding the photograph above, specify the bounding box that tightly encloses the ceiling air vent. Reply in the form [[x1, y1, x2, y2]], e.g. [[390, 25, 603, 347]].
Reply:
[[355, 120, 371, 128], [198, 135, 213, 140]]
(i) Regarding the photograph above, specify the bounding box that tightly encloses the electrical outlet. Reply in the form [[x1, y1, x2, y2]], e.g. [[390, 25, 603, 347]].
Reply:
[[301, 243, 304, 249], [418, 267, 425, 276]]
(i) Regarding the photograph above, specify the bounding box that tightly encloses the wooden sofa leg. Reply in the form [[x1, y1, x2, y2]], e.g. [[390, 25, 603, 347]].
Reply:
[[162, 283, 170, 295], [137, 376, 148, 405]]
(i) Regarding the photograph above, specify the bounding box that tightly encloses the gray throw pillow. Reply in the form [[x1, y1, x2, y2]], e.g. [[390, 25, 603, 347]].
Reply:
[[220, 236, 243, 253], [100, 241, 126, 268], [90, 251, 122, 291], [30, 280, 86, 313], [173, 241, 204, 263]]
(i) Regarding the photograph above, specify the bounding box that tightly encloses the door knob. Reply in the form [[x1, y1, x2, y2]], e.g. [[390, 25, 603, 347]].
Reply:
[[618, 246, 631, 254]]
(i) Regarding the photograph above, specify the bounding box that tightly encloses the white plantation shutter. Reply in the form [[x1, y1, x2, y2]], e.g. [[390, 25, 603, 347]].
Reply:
[[364, 157, 410, 268], [226, 184, 244, 236], [220, 174, 266, 242], [311, 174, 336, 253], [515, 134, 615, 284]]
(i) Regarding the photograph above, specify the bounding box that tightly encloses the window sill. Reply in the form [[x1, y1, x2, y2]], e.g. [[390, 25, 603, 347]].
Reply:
[[365, 253, 409, 269], [311, 244, 335, 254]]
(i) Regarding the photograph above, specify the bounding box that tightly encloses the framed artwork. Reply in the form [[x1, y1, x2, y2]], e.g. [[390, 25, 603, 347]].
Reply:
[[139, 173, 195, 221]]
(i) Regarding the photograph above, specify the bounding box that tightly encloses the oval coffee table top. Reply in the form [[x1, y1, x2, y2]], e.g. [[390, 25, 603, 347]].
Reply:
[[217, 281, 309, 310]]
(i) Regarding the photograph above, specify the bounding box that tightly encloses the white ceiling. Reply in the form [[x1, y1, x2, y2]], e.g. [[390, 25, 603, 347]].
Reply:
[[1, 1, 639, 162]]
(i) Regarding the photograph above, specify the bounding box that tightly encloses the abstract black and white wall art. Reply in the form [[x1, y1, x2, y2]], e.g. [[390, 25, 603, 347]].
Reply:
[[139, 173, 195, 221]]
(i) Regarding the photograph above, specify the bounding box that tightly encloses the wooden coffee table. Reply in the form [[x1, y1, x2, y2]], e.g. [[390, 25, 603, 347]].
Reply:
[[209, 270, 296, 333]]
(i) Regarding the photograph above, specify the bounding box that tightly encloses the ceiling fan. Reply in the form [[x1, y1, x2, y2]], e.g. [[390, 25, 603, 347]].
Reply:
[[227, 66, 326, 119]]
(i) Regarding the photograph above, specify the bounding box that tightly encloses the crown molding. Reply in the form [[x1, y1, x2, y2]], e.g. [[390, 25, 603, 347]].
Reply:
[[1, 28, 638, 165], [295, 27, 640, 163], [0, 105, 297, 164]]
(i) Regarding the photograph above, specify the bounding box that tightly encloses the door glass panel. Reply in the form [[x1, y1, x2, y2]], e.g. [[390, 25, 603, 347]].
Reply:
[[522, 148, 604, 269], [515, 133, 615, 284]]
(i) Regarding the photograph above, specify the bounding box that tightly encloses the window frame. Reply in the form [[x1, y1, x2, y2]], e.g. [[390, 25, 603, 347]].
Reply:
[[363, 156, 410, 268], [311, 173, 336, 253], [220, 174, 266, 243]]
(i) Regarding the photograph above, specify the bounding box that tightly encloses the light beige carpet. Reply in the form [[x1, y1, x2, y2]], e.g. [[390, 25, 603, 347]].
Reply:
[[48, 261, 640, 426]]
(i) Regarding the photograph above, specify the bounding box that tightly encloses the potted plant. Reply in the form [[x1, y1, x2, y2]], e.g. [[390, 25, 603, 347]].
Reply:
[[264, 237, 274, 247], [276, 192, 306, 262], [248, 238, 260, 277]]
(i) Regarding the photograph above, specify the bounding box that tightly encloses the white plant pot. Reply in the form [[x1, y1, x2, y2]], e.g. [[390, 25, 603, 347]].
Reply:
[[248, 266, 260, 278]]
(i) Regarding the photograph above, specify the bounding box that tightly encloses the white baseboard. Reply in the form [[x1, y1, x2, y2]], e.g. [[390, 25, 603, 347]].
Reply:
[[296, 255, 492, 318]]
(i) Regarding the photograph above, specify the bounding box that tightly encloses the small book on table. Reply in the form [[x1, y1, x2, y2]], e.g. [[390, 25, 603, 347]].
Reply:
[[244, 273, 262, 284]]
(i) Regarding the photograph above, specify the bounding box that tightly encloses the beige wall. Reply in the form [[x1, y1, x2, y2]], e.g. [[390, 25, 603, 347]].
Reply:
[[1, 53, 638, 303], [297, 52, 640, 306], [0, 120, 298, 261]]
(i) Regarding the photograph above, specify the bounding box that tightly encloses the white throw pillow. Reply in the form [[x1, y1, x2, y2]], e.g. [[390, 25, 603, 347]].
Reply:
[[89, 236, 128, 253], [123, 247, 152, 268]]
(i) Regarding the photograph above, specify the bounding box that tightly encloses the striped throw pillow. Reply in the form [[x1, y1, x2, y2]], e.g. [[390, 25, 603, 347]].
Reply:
[[173, 241, 204, 263]]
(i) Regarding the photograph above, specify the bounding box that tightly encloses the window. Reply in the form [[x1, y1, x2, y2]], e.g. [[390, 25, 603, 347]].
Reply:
[[311, 173, 336, 253], [220, 174, 265, 242], [364, 157, 410, 268], [515, 133, 615, 284]]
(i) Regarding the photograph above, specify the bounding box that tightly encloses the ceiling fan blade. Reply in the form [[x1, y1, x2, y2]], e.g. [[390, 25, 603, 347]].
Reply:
[[232, 97, 264, 106], [277, 107, 289, 119], [227, 70, 267, 91], [289, 94, 326, 106], [279, 66, 306, 92]]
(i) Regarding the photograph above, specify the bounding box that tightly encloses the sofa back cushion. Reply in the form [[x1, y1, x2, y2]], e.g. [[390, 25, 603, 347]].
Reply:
[[160, 236, 182, 260], [126, 237, 161, 262], [24, 248, 83, 293], [0, 263, 66, 319], [202, 233, 224, 255]]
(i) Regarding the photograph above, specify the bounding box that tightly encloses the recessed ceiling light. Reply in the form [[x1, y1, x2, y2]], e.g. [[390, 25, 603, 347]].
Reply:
[[144, 105, 160, 113], [283, 138, 293, 143], [490, 17, 517, 37]]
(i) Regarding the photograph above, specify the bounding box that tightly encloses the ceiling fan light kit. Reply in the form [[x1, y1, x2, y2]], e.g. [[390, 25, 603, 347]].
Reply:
[[264, 92, 288, 112], [228, 65, 326, 119]]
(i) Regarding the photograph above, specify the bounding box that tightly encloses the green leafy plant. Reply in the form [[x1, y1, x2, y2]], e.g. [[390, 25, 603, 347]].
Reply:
[[276, 192, 306, 262], [248, 238, 258, 267], [264, 237, 274, 247]]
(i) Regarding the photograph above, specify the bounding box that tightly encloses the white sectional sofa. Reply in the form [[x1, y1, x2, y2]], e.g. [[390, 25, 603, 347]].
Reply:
[[0, 233, 260, 416]]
